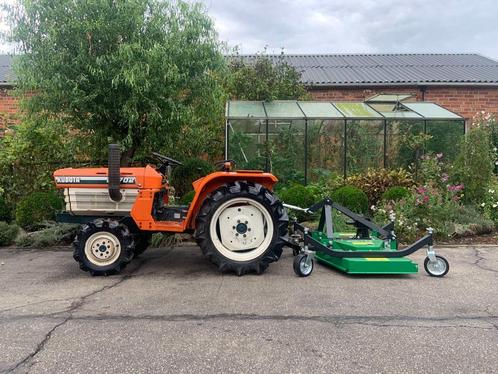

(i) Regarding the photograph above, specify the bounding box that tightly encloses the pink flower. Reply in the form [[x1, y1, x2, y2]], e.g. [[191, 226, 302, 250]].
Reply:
[[436, 153, 443, 159], [441, 173, 449, 183]]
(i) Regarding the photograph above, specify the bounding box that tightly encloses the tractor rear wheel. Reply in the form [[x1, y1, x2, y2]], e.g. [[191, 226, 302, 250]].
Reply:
[[195, 181, 288, 275], [73, 219, 135, 276]]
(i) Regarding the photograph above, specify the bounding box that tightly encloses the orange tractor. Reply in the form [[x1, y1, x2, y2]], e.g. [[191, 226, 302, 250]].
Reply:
[[54, 145, 288, 276]]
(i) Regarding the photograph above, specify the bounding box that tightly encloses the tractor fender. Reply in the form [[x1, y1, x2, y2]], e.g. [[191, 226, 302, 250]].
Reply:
[[185, 171, 278, 230]]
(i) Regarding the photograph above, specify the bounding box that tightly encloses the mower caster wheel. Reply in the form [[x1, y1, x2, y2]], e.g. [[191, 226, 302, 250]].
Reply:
[[293, 253, 314, 277], [424, 255, 449, 277]]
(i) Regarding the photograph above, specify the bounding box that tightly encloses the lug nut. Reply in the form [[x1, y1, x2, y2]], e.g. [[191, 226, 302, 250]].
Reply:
[[243, 234, 246, 238]]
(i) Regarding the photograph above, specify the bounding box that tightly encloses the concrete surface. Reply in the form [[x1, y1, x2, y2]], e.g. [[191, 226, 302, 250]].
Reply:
[[0, 245, 497, 373]]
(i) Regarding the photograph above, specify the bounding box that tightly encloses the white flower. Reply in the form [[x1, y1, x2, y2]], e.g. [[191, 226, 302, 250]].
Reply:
[[489, 189, 495, 194], [481, 203, 486, 207], [494, 147, 498, 152], [493, 203, 497, 208], [370, 205, 376, 211]]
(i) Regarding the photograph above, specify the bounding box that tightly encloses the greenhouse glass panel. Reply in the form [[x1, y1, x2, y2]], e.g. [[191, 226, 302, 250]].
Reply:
[[263, 101, 304, 119], [307, 119, 345, 181], [228, 119, 267, 170], [268, 120, 306, 184], [426, 120, 465, 161], [228, 101, 266, 119], [346, 120, 384, 174], [386, 120, 425, 169]]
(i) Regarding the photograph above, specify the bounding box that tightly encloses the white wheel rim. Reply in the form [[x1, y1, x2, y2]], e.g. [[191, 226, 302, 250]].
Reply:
[[300, 258, 312, 275], [209, 197, 274, 262], [84, 232, 121, 267], [427, 258, 446, 276]]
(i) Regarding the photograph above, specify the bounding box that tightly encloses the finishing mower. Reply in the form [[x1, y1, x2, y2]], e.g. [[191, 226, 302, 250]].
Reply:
[[285, 198, 449, 278], [54, 145, 288, 276]]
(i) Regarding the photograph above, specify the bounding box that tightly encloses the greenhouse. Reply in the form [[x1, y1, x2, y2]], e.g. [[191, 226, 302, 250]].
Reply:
[[225, 95, 465, 184]]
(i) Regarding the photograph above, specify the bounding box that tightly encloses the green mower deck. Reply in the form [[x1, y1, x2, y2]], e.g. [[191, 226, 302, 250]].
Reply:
[[313, 232, 418, 275]]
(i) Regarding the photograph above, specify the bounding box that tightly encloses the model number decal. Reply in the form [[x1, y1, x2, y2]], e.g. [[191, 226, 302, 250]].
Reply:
[[55, 176, 136, 184]]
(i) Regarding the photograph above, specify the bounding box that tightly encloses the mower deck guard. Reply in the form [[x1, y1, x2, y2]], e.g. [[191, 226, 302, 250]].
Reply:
[[289, 198, 436, 275]]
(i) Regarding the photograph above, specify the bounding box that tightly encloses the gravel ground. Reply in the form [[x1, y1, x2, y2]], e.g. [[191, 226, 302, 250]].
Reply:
[[0, 244, 497, 373]]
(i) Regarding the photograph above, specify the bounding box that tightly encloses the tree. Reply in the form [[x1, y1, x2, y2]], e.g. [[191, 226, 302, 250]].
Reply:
[[226, 52, 309, 101], [8, 0, 227, 164]]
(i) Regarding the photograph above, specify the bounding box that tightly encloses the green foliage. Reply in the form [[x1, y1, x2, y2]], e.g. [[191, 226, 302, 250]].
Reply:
[[373, 183, 475, 241], [0, 195, 12, 222], [278, 184, 318, 221], [0, 222, 19, 246], [382, 186, 411, 202], [0, 118, 88, 204], [452, 124, 494, 203], [180, 190, 196, 205], [227, 52, 309, 101], [331, 185, 368, 214], [8, 0, 227, 163], [171, 158, 214, 197], [347, 168, 414, 205], [477, 179, 498, 226], [15, 223, 78, 247], [150, 232, 179, 248], [15, 191, 63, 230]]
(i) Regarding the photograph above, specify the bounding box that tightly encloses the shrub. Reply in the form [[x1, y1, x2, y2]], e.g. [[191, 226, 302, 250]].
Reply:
[[15, 223, 78, 248], [452, 125, 494, 203], [278, 184, 318, 221], [171, 158, 214, 197], [15, 191, 64, 230], [382, 186, 411, 202], [180, 190, 196, 205], [331, 185, 368, 214], [346, 168, 413, 205], [0, 222, 19, 246], [0, 195, 12, 222]]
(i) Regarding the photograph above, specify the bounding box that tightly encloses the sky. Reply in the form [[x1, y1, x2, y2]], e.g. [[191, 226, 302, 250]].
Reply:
[[1, 0, 498, 59], [199, 0, 498, 59]]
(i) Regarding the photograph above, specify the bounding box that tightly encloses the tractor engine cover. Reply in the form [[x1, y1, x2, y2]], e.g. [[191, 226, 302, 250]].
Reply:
[[53, 166, 163, 216]]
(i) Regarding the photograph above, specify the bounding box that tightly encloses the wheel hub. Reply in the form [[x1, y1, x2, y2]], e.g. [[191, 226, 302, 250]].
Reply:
[[85, 232, 121, 266], [235, 222, 248, 234]]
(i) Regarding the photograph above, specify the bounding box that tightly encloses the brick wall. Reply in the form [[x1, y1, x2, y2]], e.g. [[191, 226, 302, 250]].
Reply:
[[310, 86, 498, 121], [0, 87, 19, 136]]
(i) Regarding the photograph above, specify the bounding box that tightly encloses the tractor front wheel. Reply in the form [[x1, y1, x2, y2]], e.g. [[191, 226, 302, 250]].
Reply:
[[73, 219, 135, 276], [195, 181, 288, 275]]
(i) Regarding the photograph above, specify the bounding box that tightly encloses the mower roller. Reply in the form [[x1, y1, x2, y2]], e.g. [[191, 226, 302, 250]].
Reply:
[[284, 198, 449, 278]]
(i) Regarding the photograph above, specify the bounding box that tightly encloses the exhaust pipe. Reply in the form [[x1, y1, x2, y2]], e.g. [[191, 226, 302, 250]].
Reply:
[[108, 144, 122, 202]]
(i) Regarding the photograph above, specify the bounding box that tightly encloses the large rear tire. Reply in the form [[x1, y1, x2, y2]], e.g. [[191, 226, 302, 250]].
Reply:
[[73, 219, 135, 276], [195, 181, 288, 275]]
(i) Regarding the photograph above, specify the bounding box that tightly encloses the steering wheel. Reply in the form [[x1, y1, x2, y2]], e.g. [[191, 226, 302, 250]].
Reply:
[[215, 159, 236, 171], [151, 152, 183, 167]]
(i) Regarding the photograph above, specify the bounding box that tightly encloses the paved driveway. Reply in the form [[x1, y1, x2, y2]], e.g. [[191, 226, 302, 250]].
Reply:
[[0, 245, 497, 373]]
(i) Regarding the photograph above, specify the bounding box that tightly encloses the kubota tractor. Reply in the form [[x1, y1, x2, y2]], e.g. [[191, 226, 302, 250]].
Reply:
[[54, 145, 288, 276]]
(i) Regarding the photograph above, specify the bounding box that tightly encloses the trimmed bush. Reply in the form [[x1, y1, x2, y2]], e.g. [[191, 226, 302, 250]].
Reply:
[[15, 191, 64, 230], [278, 184, 318, 221], [180, 190, 196, 205], [171, 158, 214, 197], [0, 222, 19, 246], [331, 185, 368, 214], [382, 186, 411, 202], [0, 196, 12, 222], [347, 168, 414, 205]]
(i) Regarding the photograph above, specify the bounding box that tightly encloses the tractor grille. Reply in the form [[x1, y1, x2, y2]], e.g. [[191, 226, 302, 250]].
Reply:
[[64, 188, 139, 215]]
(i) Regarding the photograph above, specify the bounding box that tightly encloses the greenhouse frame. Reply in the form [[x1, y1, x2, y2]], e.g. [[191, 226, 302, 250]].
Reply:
[[225, 95, 465, 184]]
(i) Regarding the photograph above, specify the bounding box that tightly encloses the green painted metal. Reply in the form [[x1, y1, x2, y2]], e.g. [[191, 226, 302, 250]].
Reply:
[[312, 231, 418, 275]]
